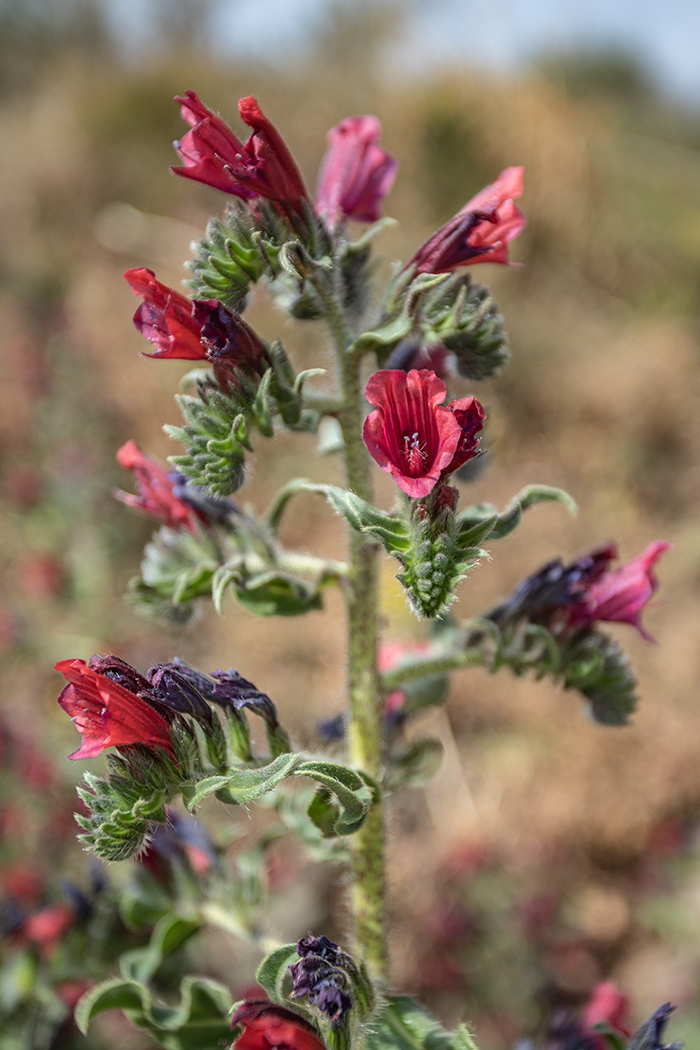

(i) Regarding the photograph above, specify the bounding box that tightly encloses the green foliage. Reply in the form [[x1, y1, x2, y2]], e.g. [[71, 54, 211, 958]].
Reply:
[[187, 202, 282, 312], [468, 617, 639, 724], [367, 996, 480, 1050], [457, 484, 577, 542], [75, 974, 233, 1048]]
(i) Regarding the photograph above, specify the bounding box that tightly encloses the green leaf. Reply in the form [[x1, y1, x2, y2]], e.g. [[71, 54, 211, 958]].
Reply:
[[77, 974, 233, 1049], [307, 786, 342, 838], [233, 572, 324, 616], [458, 485, 576, 543], [367, 996, 455, 1050], [119, 914, 201, 984], [293, 760, 375, 835], [182, 753, 300, 811], [255, 943, 299, 1003], [76, 978, 147, 1033]]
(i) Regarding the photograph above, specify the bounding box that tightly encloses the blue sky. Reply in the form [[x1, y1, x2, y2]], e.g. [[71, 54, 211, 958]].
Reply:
[[108, 0, 700, 108]]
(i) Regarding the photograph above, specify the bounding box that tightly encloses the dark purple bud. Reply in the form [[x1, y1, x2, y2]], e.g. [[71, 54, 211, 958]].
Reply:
[[289, 935, 353, 1026], [546, 1011, 597, 1050], [168, 472, 240, 524], [628, 1004, 683, 1050], [210, 670, 279, 728], [88, 654, 151, 695], [147, 664, 215, 724], [60, 881, 92, 923], [193, 299, 271, 391], [487, 544, 617, 630], [317, 714, 346, 743]]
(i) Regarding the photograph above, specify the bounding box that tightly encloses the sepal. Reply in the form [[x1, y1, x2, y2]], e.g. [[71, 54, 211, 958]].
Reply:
[[186, 201, 284, 311]]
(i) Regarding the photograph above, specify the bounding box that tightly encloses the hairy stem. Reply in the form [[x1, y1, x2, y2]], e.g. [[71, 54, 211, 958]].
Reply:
[[315, 271, 388, 983], [381, 645, 486, 690]]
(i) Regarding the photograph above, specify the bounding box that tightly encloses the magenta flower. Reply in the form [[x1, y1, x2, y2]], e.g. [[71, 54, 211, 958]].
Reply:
[[362, 369, 485, 498], [115, 441, 202, 533], [55, 658, 176, 761], [172, 91, 308, 221], [570, 540, 673, 642], [123, 268, 206, 361], [124, 269, 271, 392], [315, 115, 397, 227], [408, 167, 526, 274]]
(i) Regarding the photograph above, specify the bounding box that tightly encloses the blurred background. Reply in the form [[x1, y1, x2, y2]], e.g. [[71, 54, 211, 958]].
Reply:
[[2, 0, 700, 1046]]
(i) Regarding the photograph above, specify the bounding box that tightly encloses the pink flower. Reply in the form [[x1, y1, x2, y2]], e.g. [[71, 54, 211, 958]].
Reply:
[[362, 369, 485, 498], [172, 92, 308, 221], [55, 658, 176, 761], [583, 982, 631, 1050], [115, 440, 202, 533], [408, 167, 526, 274], [570, 541, 673, 642], [232, 1002, 326, 1050], [315, 115, 397, 227], [123, 268, 205, 361]]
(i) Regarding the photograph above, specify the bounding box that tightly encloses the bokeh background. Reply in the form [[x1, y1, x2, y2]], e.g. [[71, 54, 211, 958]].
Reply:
[[3, 0, 700, 1046]]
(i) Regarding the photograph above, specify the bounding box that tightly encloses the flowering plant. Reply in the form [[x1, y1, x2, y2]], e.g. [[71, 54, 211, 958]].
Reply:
[[15, 91, 676, 1050]]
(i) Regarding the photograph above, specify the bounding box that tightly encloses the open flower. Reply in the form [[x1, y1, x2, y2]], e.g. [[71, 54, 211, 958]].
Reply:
[[408, 167, 526, 273], [489, 540, 672, 642], [315, 115, 397, 227], [232, 1002, 326, 1050], [55, 659, 176, 761], [569, 540, 673, 642], [124, 269, 271, 392], [123, 268, 205, 360], [362, 369, 485, 498], [115, 440, 202, 532], [172, 92, 308, 221]]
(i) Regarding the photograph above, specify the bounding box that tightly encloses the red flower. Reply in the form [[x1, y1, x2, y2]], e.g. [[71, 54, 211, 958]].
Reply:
[[22, 903, 74, 955], [315, 115, 397, 227], [570, 540, 673, 642], [55, 658, 176, 761], [123, 268, 205, 360], [232, 1001, 326, 1050], [115, 440, 202, 532], [583, 981, 631, 1050], [362, 369, 485, 498], [408, 167, 526, 273], [192, 299, 271, 391], [172, 92, 308, 221]]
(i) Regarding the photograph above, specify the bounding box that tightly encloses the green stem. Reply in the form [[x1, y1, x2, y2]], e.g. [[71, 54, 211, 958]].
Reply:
[[381, 645, 486, 691], [315, 272, 388, 983]]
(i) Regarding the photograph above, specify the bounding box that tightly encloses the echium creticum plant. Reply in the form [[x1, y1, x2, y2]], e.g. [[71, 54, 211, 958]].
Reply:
[[50, 93, 678, 1050]]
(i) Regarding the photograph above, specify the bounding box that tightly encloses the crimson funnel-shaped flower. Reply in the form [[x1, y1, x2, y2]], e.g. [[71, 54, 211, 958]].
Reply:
[[316, 114, 397, 226], [408, 166, 526, 273], [55, 659, 176, 761], [123, 268, 205, 361], [363, 369, 485, 498], [173, 91, 308, 221]]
